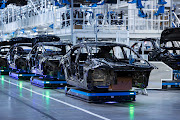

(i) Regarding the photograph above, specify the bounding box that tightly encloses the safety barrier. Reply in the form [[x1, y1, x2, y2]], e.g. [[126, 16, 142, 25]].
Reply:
[[0, 1, 170, 36]]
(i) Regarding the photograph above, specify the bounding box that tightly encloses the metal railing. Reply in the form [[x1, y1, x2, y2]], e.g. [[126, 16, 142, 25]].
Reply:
[[54, 7, 170, 35], [173, 12, 180, 27], [0, 3, 170, 35]]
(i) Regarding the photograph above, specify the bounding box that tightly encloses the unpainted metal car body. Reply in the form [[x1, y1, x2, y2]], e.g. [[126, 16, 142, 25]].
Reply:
[[6, 43, 32, 72], [160, 28, 180, 70], [61, 42, 153, 91], [132, 28, 180, 70], [5, 35, 61, 72], [0, 40, 25, 70], [131, 38, 170, 61], [27, 42, 71, 79]]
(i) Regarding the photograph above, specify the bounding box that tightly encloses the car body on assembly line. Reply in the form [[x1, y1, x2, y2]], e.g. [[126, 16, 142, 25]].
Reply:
[[0, 45, 11, 69], [131, 28, 180, 71], [5, 35, 62, 72], [160, 28, 180, 70], [60, 42, 153, 91], [6, 43, 33, 72], [0, 38, 33, 70], [27, 42, 71, 79]]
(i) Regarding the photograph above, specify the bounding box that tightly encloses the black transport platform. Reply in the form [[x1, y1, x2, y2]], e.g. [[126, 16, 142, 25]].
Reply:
[[65, 87, 136, 103], [9, 71, 38, 80], [30, 76, 67, 89], [162, 80, 180, 89]]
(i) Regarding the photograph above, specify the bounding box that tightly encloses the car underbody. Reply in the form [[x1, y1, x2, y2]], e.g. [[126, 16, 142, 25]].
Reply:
[[0, 45, 11, 69]]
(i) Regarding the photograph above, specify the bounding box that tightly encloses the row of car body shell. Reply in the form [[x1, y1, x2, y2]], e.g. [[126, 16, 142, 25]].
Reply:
[[5, 36, 68, 77], [0, 35, 154, 92]]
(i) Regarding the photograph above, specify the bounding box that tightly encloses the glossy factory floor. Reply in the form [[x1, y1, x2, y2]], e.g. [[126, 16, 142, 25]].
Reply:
[[0, 75, 180, 120]]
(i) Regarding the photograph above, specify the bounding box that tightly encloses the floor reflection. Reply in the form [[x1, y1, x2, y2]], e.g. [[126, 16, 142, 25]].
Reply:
[[129, 104, 135, 120]]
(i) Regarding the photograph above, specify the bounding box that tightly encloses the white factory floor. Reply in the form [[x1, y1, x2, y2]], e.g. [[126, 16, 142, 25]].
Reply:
[[0, 75, 180, 120]]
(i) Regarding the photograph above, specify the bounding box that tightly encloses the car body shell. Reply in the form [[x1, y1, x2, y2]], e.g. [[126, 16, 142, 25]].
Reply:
[[61, 42, 153, 91], [27, 42, 71, 79], [6, 43, 32, 72], [0, 46, 11, 69], [132, 28, 180, 70]]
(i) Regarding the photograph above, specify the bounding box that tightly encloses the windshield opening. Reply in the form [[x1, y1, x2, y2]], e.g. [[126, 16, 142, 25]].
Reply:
[[44, 45, 66, 55], [89, 45, 141, 61]]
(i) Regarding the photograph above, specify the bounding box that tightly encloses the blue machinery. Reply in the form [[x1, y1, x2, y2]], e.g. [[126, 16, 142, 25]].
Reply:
[[162, 81, 180, 89], [65, 86, 136, 103], [129, 0, 167, 18]]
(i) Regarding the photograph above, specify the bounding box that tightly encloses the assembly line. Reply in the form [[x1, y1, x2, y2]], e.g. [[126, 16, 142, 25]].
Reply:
[[1, 35, 142, 102], [0, 27, 179, 102], [0, 0, 180, 120]]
